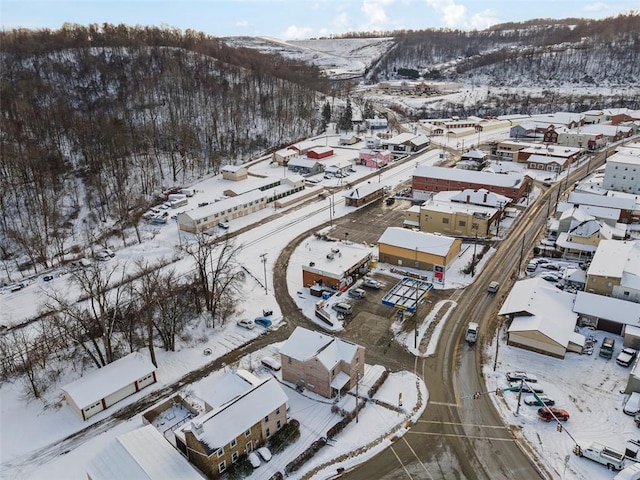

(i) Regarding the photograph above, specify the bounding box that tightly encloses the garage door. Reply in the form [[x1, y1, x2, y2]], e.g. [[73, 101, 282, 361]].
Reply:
[[104, 383, 137, 408], [136, 373, 155, 390]]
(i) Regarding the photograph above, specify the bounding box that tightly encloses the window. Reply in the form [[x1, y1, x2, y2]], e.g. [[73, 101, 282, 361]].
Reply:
[[218, 462, 226, 473], [266, 428, 271, 438], [203, 217, 208, 222], [245, 428, 251, 437], [216, 448, 224, 458], [264, 415, 269, 422], [276, 407, 281, 415], [231, 452, 239, 463], [277, 420, 281, 429], [442, 218, 449, 224], [458, 220, 466, 227], [230, 438, 237, 448]]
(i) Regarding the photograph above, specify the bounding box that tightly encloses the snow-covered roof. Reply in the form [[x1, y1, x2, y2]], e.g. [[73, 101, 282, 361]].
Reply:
[[86, 425, 203, 480], [409, 135, 430, 147], [580, 124, 633, 136], [279, 327, 360, 370], [521, 145, 582, 158], [290, 140, 321, 151], [181, 376, 287, 451], [574, 292, 640, 326], [221, 164, 246, 173], [555, 232, 598, 253], [288, 157, 321, 168], [382, 132, 417, 145], [180, 189, 266, 222], [562, 268, 587, 284], [61, 352, 156, 410], [299, 237, 373, 280], [559, 206, 594, 224], [587, 240, 638, 279], [606, 152, 640, 167], [500, 278, 581, 348], [378, 227, 457, 256], [308, 146, 334, 155], [344, 182, 384, 199], [446, 188, 511, 207], [414, 166, 524, 188], [274, 147, 298, 158], [526, 154, 568, 166], [222, 176, 280, 196], [461, 149, 487, 160], [197, 369, 259, 410]]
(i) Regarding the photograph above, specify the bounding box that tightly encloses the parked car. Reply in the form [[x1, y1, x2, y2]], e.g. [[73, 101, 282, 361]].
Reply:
[[254, 316, 272, 328], [540, 263, 561, 271], [257, 447, 272, 462], [332, 302, 352, 315], [526, 262, 538, 274], [103, 248, 115, 258], [540, 273, 560, 283], [537, 407, 569, 422], [237, 319, 255, 330], [348, 288, 366, 299], [385, 197, 395, 206], [261, 356, 281, 371], [248, 452, 261, 468], [94, 250, 111, 261], [43, 275, 54, 282], [488, 281, 500, 293], [509, 382, 544, 394], [362, 277, 381, 289], [218, 222, 230, 230], [617, 348, 638, 368], [506, 371, 538, 382], [524, 395, 555, 406]]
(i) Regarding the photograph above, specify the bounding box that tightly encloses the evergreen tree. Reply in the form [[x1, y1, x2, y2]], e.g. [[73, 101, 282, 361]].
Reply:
[[337, 99, 353, 132]]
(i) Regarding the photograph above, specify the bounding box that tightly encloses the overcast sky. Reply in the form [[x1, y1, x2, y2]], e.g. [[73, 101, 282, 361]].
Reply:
[[2, 0, 638, 40]]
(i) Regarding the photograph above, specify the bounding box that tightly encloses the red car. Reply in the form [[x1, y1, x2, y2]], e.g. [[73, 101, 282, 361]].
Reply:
[[537, 407, 569, 422]]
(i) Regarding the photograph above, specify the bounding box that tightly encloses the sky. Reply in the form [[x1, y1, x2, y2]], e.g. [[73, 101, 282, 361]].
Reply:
[[1, 0, 638, 40]]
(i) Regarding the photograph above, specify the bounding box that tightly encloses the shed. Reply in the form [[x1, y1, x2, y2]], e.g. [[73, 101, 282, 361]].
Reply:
[[221, 165, 248, 181], [307, 146, 334, 159], [344, 183, 385, 207], [62, 352, 157, 420]]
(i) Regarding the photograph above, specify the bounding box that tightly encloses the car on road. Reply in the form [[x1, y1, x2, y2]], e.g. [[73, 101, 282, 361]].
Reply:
[[488, 281, 500, 293], [332, 302, 352, 315], [537, 407, 569, 422], [237, 319, 255, 330], [348, 288, 366, 299], [254, 316, 272, 328], [257, 447, 272, 462], [617, 348, 638, 368], [524, 395, 555, 406], [362, 278, 381, 289], [248, 452, 261, 468], [506, 371, 538, 382]]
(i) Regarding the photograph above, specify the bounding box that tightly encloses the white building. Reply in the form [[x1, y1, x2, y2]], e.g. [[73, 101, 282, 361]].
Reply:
[[603, 152, 640, 194]]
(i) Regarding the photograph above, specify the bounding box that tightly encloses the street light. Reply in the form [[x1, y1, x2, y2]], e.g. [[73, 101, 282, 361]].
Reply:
[[260, 253, 268, 295]]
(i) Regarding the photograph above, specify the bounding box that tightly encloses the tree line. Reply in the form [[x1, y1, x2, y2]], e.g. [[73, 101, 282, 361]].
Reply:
[[0, 24, 330, 274]]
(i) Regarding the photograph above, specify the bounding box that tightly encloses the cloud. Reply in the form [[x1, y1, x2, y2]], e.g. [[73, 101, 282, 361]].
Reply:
[[235, 20, 249, 28], [333, 12, 350, 29], [469, 9, 499, 30], [584, 2, 609, 12], [282, 25, 313, 40], [425, 0, 467, 28], [361, 0, 394, 29]]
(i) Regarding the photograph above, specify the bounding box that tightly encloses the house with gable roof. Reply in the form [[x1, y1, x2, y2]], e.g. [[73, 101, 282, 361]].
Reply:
[[87, 424, 204, 480], [174, 373, 288, 478], [279, 326, 365, 399], [499, 278, 585, 359]]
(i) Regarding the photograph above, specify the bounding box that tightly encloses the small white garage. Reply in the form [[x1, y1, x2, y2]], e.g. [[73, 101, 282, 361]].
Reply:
[[62, 352, 157, 420]]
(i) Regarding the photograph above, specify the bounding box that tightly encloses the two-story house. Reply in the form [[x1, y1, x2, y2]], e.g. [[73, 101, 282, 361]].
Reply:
[[175, 374, 288, 478], [279, 327, 365, 399]]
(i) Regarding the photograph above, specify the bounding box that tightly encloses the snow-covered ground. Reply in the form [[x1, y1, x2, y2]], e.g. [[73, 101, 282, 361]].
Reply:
[[1, 124, 634, 480]]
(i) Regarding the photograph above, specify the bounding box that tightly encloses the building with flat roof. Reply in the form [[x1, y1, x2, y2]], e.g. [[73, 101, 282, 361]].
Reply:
[[603, 152, 640, 194], [586, 240, 640, 299], [412, 166, 529, 202], [377, 227, 461, 271]]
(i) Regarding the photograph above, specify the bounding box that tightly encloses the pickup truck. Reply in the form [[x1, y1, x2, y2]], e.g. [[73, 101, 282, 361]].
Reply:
[[577, 442, 626, 471]]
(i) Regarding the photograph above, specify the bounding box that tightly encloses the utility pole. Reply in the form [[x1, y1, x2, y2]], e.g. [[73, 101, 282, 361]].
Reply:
[[355, 372, 360, 423], [515, 378, 524, 416], [517, 235, 525, 276], [260, 253, 268, 294], [471, 224, 479, 276]]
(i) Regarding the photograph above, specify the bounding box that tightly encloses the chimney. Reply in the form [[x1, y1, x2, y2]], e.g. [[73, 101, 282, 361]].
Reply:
[[483, 192, 487, 203]]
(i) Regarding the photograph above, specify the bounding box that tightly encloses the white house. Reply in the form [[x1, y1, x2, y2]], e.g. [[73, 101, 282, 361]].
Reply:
[[603, 151, 640, 195], [62, 352, 157, 421]]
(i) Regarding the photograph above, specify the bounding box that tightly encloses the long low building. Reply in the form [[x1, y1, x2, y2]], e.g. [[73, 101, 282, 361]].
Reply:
[[62, 352, 157, 420], [412, 166, 529, 202]]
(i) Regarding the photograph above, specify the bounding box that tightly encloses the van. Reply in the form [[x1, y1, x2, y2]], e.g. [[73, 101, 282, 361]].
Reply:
[[261, 356, 281, 371], [599, 337, 615, 359], [332, 302, 352, 315]]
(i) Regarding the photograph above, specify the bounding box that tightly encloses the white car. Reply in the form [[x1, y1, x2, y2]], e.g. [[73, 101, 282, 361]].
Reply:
[[237, 319, 255, 330], [248, 452, 261, 468], [506, 371, 538, 382], [362, 278, 381, 289], [348, 288, 366, 299], [257, 446, 272, 462]]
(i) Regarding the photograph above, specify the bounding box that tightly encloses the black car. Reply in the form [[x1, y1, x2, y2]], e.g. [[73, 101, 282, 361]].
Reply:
[[508, 382, 544, 394], [385, 197, 395, 206]]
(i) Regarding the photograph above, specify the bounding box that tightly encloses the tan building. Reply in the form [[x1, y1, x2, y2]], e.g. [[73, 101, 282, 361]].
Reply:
[[175, 375, 287, 479], [585, 240, 639, 297], [499, 278, 584, 359], [377, 227, 461, 270], [221, 165, 248, 181], [405, 189, 510, 238], [272, 148, 298, 166], [279, 326, 365, 399]]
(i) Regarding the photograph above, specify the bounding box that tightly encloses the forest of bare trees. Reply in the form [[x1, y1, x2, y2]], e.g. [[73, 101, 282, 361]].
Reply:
[[0, 24, 328, 273]]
